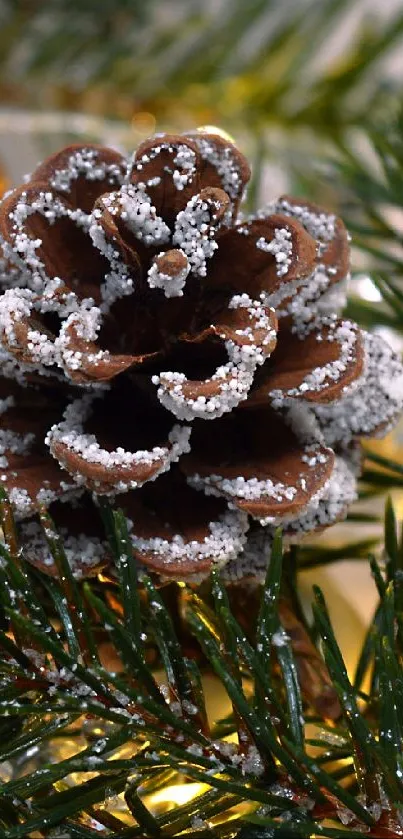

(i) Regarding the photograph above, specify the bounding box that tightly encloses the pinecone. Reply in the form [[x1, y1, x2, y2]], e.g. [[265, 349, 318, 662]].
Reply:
[[0, 130, 402, 581]]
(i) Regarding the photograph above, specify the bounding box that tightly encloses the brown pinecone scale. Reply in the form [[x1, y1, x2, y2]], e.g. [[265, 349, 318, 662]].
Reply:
[[0, 130, 402, 581]]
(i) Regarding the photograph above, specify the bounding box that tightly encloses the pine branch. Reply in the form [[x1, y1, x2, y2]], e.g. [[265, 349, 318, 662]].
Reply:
[[0, 493, 402, 837]]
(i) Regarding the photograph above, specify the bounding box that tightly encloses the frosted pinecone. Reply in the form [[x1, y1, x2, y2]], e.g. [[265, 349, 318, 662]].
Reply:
[[0, 130, 402, 581]]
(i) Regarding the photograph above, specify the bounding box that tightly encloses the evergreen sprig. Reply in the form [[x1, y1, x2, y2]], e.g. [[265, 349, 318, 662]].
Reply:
[[0, 492, 402, 838]]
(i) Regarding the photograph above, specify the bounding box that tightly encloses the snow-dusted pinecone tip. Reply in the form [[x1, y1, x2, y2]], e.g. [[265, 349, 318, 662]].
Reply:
[[0, 130, 402, 582]]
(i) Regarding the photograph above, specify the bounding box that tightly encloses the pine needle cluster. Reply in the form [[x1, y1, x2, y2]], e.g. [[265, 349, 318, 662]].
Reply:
[[0, 486, 402, 838]]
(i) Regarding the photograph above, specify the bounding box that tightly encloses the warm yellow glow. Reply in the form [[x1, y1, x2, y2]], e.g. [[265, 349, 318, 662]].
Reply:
[[145, 781, 255, 826], [0, 163, 9, 197], [0, 151, 9, 190], [146, 781, 209, 809], [299, 565, 370, 682], [363, 425, 403, 464], [131, 111, 156, 136], [196, 125, 236, 143], [97, 572, 112, 583], [212, 799, 256, 825]]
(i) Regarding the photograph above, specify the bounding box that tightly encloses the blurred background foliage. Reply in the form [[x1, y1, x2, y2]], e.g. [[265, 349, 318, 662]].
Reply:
[[1, 0, 403, 148], [2, 0, 403, 241]]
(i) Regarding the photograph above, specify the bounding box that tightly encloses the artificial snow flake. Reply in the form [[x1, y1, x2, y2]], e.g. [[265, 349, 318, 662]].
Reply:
[[256, 227, 293, 278]]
